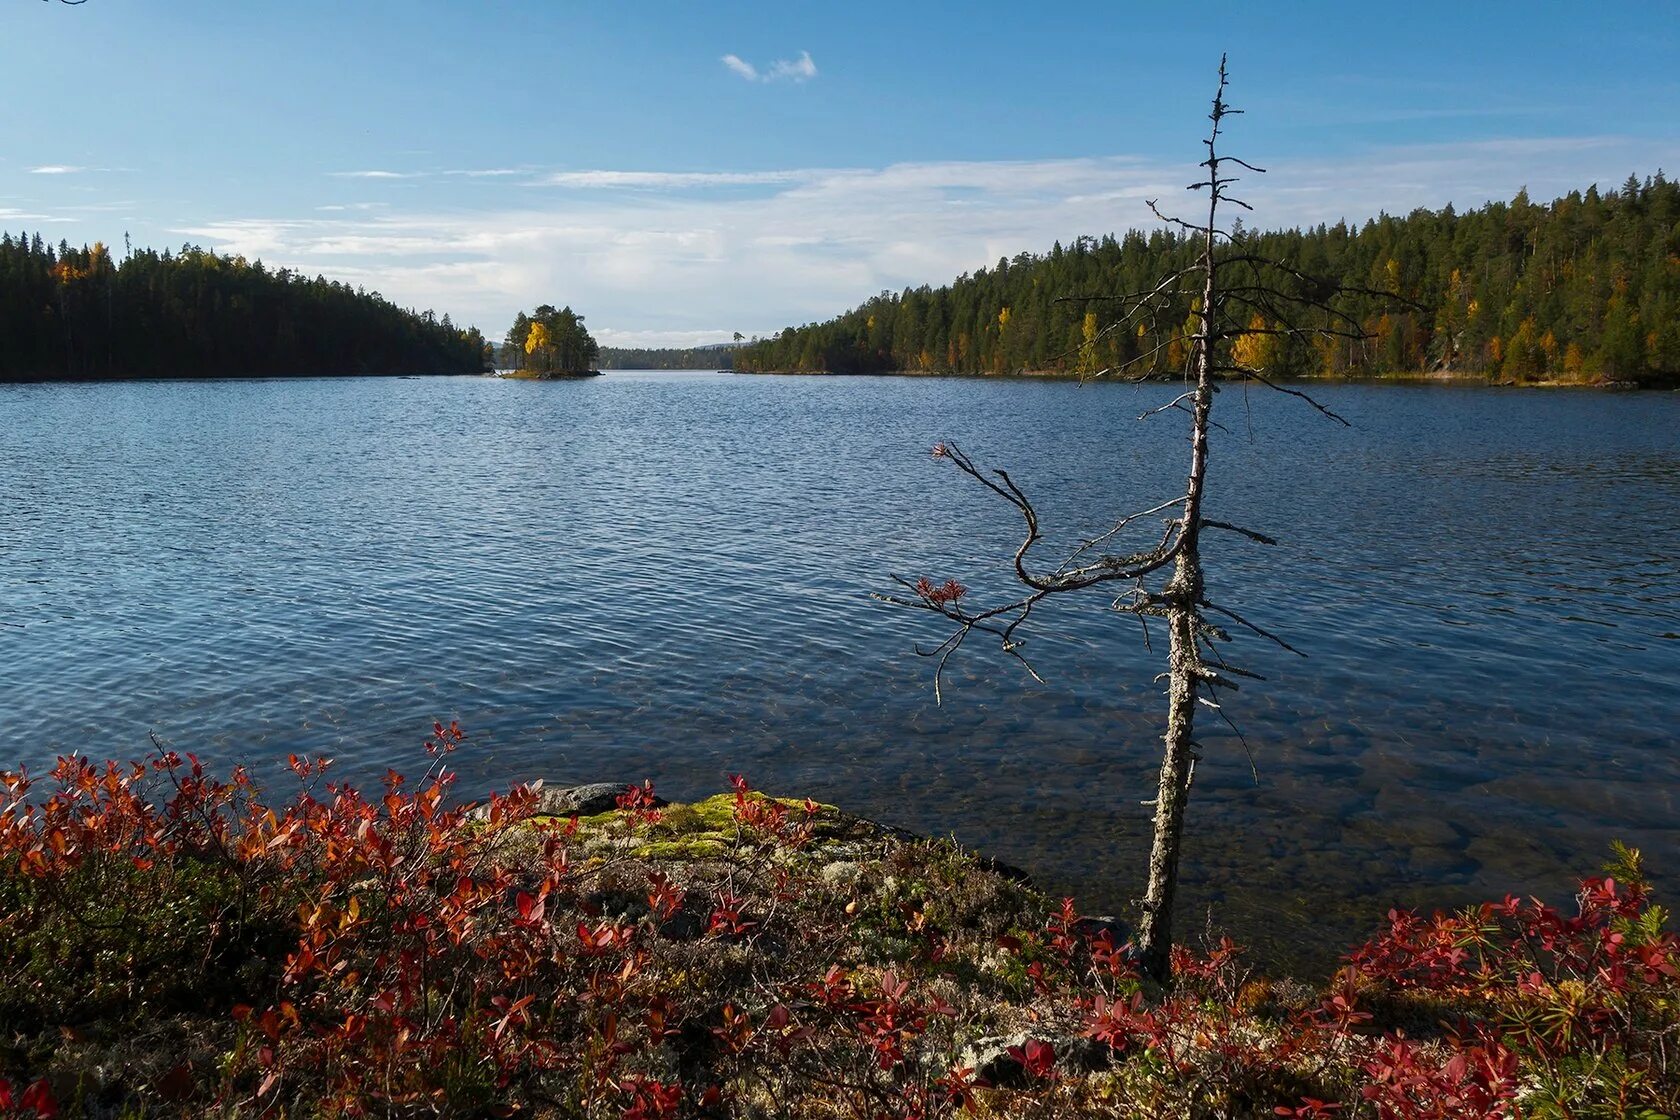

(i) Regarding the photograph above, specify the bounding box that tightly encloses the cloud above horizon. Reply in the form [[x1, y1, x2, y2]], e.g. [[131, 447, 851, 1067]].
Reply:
[[721, 50, 818, 84], [329, 170, 426, 180], [538, 169, 818, 190], [167, 134, 1673, 347], [28, 165, 85, 175]]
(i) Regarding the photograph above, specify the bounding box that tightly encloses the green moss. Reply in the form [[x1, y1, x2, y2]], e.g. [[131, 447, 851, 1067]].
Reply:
[[633, 837, 732, 861], [658, 795, 740, 834], [528, 793, 847, 851]]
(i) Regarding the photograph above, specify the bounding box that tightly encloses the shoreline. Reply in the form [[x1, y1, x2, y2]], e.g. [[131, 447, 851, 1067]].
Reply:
[[496, 368, 605, 380], [734, 367, 1676, 389], [5, 772, 1671, 1117]]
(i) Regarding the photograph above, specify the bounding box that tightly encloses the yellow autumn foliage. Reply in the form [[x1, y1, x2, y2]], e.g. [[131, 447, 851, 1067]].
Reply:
[[1231, 313, 1277, 371], [524, 321, 550, 356]]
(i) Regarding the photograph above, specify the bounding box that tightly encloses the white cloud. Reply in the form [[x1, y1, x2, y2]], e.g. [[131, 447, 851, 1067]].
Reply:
[[767, 50, 818, 83], [327, 170, 425, 180], [720, 54, 758, 81], [721, 50, 817, 84], [173, 134, 1677, 346], [538, 169, 816, 190], [28, 165, 83, 175], [594, 327, 740, 349]]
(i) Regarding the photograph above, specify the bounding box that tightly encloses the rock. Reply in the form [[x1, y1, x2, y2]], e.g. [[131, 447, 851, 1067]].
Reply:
[[960, 1032, 1112, 1088], [545, 781, 668, 816], [972, 854, 1035, 884], [467, 780, 667, 822], [1073, 914, 1130, 945]]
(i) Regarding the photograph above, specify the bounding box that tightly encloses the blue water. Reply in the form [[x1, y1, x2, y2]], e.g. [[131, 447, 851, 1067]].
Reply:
[[4, 372, 1677, 969]]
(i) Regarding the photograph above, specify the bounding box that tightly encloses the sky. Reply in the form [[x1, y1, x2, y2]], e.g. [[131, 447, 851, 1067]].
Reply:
[[4, 1, 1678, 347]]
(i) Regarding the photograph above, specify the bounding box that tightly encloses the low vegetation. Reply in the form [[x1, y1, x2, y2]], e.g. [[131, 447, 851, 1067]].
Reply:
[[1, 726, 1675, 1118]]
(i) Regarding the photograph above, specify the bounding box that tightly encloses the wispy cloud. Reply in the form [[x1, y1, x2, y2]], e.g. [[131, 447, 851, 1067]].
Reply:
[[328, 170, 426, 180], [445, 168, 525, 178], [175, 134, 1676, 346], [28, 165, 84, 175], [594, 327, 741, 349], [538, 169, 817, 190], [721, 49, 817, 84], [767, 50, 818, 82], [720, 54, 759, 81]]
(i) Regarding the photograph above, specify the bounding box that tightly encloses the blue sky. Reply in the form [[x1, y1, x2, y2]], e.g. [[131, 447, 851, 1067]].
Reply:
[[4, 0, 1677, 345]]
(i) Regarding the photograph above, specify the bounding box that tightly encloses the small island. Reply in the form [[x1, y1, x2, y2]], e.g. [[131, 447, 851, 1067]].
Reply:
[[500, 304, 602, 379]]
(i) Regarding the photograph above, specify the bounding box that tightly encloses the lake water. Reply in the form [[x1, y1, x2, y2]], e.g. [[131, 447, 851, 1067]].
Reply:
[[4, 372, 1677, 971]]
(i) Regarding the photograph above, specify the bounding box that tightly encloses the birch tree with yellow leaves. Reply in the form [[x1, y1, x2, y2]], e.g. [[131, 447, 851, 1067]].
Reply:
[[506, 305, 600, 376]]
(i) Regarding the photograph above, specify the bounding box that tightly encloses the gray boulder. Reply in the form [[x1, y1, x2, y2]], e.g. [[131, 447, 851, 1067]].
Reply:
[[467, 780, 667, 821]]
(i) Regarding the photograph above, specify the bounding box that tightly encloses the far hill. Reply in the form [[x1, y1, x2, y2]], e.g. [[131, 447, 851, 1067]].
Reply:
[[0, 234, 488, 381], [735, 176, 1680, 385]]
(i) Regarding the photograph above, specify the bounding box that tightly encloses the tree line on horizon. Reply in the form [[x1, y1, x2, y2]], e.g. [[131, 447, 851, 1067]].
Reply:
[[597, 344, 736, 370], [735, 174, 1680, 384], [0, 234, 489, 380]]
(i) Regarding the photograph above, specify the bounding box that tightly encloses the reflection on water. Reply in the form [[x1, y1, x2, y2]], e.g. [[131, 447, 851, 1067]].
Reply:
[[3, 373, 1677, 971]]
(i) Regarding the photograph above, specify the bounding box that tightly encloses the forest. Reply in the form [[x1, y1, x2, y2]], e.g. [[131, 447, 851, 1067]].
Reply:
[[597, 344, 736, 370], [0, 234, 489, 380], [735, 175, 1680, 385]]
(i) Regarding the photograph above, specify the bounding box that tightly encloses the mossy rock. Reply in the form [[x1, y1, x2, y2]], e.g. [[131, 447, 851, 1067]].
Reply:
[[633, 837, 733, 861]]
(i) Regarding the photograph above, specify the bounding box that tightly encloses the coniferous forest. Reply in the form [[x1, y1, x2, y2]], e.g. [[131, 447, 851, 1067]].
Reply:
[[597, 344, 736, 370], [736, 176, 1680, 385], [0, 235, 489, 380]]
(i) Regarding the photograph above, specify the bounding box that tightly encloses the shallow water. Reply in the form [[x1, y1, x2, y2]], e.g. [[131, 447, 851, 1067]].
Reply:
[[4, 372, 1677, 971]]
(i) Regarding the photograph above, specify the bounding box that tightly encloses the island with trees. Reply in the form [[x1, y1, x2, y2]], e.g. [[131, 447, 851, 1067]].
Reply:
[[499, 305, 601, 378], [0, 234, 489, 380], [735, 176, 1680, 386]]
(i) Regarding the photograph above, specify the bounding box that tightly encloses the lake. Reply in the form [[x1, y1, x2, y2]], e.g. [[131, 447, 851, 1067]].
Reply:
[[3, 372, 1677, 971]]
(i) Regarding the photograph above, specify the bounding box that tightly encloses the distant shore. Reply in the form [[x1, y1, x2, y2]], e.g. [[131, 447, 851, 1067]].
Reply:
[[734, 367, 1676, 388]]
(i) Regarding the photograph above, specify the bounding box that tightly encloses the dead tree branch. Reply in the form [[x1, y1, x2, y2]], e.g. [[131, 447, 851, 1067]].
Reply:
[[880, 56, 1363, 983]]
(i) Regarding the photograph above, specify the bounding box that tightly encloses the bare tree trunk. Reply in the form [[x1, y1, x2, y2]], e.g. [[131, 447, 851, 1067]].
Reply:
[[1135, 578, 1198, 980], [884, 55, 1364, 989], [1136, 216, 1218, 981]]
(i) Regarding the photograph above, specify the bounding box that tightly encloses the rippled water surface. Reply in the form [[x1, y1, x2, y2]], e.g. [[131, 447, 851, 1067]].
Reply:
[[5, 373, 1677, 969]]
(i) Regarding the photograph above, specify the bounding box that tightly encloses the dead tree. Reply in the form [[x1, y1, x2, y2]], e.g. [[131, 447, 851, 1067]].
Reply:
[[879, 57, 1373, 984]]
